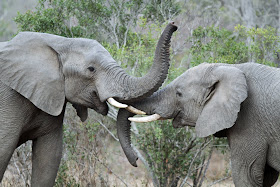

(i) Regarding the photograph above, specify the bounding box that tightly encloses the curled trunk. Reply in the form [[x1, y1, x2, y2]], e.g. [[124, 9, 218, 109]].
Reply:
[[113, 23, 177, 102]]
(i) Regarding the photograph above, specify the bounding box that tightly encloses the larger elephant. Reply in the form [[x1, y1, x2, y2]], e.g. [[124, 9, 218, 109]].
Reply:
[[0, 23, 177, 186], [117, 62, 280, 187]]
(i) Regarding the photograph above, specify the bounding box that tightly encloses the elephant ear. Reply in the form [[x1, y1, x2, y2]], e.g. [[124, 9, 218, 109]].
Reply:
[[72, 104, 88, 122], [0, 32, 65, 116], [195, 66, 248, 138]]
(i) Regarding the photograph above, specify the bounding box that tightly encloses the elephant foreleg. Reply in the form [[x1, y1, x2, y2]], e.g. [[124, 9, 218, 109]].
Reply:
[[0, 123, 21, 180], [31, 125, 63, 187], [230, 140, 268, 187]]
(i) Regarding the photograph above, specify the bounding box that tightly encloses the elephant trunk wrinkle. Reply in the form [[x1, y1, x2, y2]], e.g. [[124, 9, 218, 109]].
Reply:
[[107, 66, 131, 101], [111, 23, 177, 102]]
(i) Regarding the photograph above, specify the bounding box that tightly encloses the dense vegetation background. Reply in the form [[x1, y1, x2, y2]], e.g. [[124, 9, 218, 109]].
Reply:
[[1, 0, 280, 186]]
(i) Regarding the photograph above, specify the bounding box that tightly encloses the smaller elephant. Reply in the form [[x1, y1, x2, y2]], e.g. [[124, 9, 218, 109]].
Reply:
[[117, 62, 280, 187]]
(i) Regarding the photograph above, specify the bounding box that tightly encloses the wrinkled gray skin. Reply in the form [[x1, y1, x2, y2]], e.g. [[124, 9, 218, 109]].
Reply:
[[117, 63, 280, 187], [0, 23, 177, 186]]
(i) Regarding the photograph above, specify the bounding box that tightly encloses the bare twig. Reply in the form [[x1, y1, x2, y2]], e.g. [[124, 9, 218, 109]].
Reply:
[[184, 137, 196, 153], [92, 154, 128, 187], [12, 156, 27, 186], [179, 139, 212, 187], [198, 147, 214, 187], [131, 144, 160, 187], [207, 175, 231, 187], [97, 120, 119, 141]]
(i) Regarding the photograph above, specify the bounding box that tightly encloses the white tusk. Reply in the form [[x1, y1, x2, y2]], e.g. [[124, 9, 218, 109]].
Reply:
[[107, 98, 128, 108], [126, 106, 146, 115], [107, 98, 146, 115], [128, 114, 161, 123]]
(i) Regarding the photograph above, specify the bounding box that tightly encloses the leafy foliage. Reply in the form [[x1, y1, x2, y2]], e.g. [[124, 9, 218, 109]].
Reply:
[[0, 20, 12, 40], [189, 25, 280, 67], [14, 0, 180, 48], [136, 120, 213, 186], [235, 25, 280, 66], [143, 0, 181, 22]]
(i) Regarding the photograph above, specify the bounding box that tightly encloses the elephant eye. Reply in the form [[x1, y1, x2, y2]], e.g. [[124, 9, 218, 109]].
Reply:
[[176, 91, 182, 97], [87, 66, 95, 72]]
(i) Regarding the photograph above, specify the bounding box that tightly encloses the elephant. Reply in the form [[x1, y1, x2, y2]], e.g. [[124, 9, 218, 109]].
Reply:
[[0, 23, 177, 186], [117, 62, 280, 187]]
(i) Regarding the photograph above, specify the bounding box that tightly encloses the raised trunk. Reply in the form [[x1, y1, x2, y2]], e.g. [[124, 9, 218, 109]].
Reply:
[[117, 23, 177, 102]]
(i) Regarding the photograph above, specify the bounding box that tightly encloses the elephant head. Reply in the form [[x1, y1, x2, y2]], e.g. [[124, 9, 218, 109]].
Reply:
[[0, 23, 177, 121], [117, 63, 248, 167]]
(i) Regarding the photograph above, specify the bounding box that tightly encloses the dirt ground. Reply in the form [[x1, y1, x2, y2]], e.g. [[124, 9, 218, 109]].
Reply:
[[2, 142, 280, 186]]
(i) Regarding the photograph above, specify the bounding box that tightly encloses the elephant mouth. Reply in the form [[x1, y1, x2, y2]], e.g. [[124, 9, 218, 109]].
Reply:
[[94, 102, 108, 116], [92, 94, 145, 116], [172, 112, 196, 128], [90, 92, 109, 116]]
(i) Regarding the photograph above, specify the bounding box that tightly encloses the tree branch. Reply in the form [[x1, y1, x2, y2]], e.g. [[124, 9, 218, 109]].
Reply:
[[92, 154, 128, 187], [179, 139, 212, 187]]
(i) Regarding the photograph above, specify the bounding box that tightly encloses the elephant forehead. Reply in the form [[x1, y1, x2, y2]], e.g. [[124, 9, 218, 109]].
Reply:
[[173, 71, 201, 86], [74, 42, 115, 63], [86, 50, 115, 64], [182, 64, 216, 82], [171, 68, 217, 96], [189, 64, 212, 75], [71, 38, 110, 54]]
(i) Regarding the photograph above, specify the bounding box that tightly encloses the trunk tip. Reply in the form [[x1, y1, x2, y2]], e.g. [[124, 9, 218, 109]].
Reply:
[[129, 157, 138, 167], [168, 21, 178, 30]]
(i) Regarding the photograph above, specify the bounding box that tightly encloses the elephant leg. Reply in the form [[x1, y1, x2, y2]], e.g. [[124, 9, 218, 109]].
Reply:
[[263, 164, 279, 187], [0, 123, 21, 180], [229, 138, 267, 187], [31, 125, 63, 187]]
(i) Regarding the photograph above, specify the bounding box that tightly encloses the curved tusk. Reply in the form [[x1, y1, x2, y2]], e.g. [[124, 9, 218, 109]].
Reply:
[[107, 98, 128, 108], [126, 106, 146, 115], [128, 114, 161, 123]]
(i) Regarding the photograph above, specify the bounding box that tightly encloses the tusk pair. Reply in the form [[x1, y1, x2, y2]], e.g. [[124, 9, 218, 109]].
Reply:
[[128, 114, 161, 123], [107, 98, 146, 115], [107, 98, 161, 122]]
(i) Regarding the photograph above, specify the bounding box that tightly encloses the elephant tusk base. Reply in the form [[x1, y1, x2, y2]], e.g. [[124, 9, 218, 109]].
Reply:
[[107, 98, 147, 115], [128, 114, 161, 123], [107, 98, 128, 108], [126, 106, 146, 115]]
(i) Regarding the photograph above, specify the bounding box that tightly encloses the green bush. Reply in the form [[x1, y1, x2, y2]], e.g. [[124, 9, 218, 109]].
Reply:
[[136, 120, 213, 186], [189, 25, 280, 67], [235, 25, 280, 66]]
